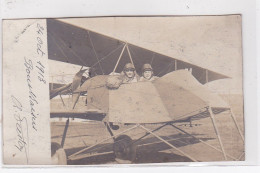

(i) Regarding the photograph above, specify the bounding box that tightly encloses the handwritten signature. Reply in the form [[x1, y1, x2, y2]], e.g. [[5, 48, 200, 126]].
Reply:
[[11, 95, 29, 163]]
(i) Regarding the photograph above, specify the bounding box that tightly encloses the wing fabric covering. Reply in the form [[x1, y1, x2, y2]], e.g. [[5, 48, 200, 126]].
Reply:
[[153, 70, 230, 122], [154, 70, 230, 109], [47, 19, 229, 84], [108, 82, 172, 123], [75, 75, 110, 113]]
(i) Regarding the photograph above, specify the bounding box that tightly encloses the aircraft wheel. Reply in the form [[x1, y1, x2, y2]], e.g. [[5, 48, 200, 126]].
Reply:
[[113, 135, 136, 162], [51, 142, 67, 165]]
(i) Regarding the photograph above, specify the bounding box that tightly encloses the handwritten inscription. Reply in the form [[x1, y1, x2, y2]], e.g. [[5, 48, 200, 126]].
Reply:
[[36, 61, 46, 84], [24, 23, 46, 131], [24, 57, 39, 131], [23, 23, 46, 132], [8, 21, 48, 163], [36, 23, 46, 84], [11, 96, 29, 163], [6, 20, 48, 164], [14, 24, 32, 43], [36, 24, 45, 57]]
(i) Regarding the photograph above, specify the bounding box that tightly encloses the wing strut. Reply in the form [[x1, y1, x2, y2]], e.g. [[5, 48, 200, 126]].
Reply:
[[126, 44, 135, 69], [208, 106, 227, 160], [132, 123, 169, 145], [206, 70, 209, 83], [59, 95, 66, 107], [169, 124, 237, 160], [138, 125, 197, 162], [61, 118, 70, 148], [112, 43, 127, 73], [68, 124, 139, 160], [104, 122, 115, 141], [229, 109, 244, 142]]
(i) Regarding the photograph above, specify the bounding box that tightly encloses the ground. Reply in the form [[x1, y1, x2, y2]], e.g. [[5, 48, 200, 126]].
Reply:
[[50, 94, 244, 165]]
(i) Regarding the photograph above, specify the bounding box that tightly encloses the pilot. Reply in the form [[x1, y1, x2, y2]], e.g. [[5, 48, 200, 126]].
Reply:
[[121, 63, 139, 83], [106, 63, 139, 89], [139, 63, 158, 81]]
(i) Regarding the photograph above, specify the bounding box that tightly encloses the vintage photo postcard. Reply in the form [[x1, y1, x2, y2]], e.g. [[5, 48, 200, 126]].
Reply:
[[2, 15, 244, 165]]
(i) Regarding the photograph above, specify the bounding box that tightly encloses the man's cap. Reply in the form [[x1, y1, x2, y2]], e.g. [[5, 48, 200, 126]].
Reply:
[[142, 63, 153, 71], [124, 63, 135, 71]]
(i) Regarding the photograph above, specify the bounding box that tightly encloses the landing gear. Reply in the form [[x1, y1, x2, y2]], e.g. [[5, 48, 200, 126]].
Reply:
[[113, 135, 137, 163], [109, 122, 119, 130], [51, 142, 67, 165]]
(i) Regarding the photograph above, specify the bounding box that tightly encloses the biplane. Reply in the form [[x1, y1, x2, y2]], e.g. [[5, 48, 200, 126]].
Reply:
[[47, 19, 244, 164]]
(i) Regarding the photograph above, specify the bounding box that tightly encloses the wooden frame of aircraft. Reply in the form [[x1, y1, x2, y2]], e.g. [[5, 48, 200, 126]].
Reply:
[[48, 19, 244, 164]]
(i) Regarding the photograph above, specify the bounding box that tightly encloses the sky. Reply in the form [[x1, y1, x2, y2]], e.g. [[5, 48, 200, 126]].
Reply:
[[49, 15, 243, 94]]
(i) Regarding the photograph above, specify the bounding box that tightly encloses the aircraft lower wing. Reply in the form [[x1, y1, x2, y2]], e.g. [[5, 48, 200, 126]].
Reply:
[[50, 109, 106, 121], [175, 107, 230, 123], [50, 107, 229, 124], [50, 83, 72, 99]]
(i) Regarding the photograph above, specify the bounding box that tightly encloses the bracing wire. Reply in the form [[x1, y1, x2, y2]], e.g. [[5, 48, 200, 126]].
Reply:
[[157, 61, 174, 76], [50, 31, 89, 67], [49, 32, 70, 63], [87, 31, 104, 75], [91, 44, 124, 69]]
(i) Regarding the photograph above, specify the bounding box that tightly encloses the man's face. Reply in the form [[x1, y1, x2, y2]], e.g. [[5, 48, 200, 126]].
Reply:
[[125, 69, 135, 78], [143, 70, 153, 79]]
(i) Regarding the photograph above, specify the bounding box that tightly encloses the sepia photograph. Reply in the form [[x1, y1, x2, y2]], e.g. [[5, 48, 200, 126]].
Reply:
[[47, 16, 244, 165]]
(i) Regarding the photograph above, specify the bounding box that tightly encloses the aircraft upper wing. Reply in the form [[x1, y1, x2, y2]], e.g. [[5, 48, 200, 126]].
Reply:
[[47, 19, 229, 84]]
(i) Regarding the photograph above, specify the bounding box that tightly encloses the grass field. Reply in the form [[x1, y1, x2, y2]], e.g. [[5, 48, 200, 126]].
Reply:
[[51, 94, 244, 165]]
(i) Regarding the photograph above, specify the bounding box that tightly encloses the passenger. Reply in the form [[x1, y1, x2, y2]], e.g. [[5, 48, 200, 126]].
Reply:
[[139, 64, 158, 82], [121, 63, 139, 83]]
